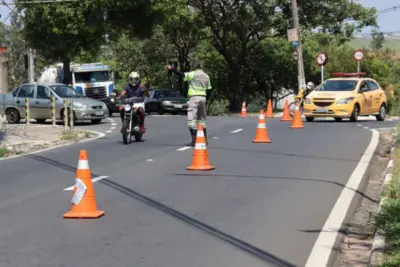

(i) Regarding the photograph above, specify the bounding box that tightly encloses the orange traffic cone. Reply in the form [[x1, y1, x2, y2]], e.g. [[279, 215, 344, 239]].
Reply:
[[280, 99, 292, 121], [240, 101, 247, 117], [265, 99, 273, 118], [186, 124, 216, 171], [63, 150, 105, 219], [253, 110, 272, 143], [290, 102, 304, 129]]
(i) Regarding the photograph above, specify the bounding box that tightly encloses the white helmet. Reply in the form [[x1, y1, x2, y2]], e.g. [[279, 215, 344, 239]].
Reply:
[[306, 81, 315, 90], [128, 71, 140, 80]]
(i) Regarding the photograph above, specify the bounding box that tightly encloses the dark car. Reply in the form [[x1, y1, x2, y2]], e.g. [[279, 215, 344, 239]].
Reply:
[[145, 89, 188, 115], [100, 90, 124, 117]]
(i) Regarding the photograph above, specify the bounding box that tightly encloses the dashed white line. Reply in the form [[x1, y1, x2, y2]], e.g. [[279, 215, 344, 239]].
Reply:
[[111, 127, 116, 130], [112, 123, 117, 126], [63, 176, 109, 191], [106, 130, 112, 133], [363, 126, 369, 129], [231, 128, 243, 133], [147, 159, 154, 162], [177, 146, 191, 151], [357, 124, 362, 127]]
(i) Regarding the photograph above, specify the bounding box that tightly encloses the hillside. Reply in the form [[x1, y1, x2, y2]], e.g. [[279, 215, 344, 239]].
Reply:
[[349, 37, 400, 51]]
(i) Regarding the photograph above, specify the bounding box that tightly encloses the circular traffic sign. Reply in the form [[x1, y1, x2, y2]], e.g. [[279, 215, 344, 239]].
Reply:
[[353, 49, 364, 61], [316, 52, 328, 66]]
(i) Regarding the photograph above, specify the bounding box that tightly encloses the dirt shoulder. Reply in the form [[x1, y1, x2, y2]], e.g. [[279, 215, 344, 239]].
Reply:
[[0, 118, 100, 158], [333, 130, 394, 267]]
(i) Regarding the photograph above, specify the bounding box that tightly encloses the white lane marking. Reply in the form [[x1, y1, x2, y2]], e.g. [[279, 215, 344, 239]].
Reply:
[[375, 127, 396, 130], [147, 159, 154, 162], [305, 129, 379, 267], [213, 136, 218, 139], [112, 123, 117, 126], [357, 124, 362, 127], [177, 146, 191, 151], [106, 130, 112, 133], [63, 176, 109, 191], [111, 127, 116, 130], [363, 126, 369, 129], [231, 128, 243, 133]]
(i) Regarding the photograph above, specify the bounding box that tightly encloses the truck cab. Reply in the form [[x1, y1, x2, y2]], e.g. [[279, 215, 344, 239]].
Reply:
[[70, 63, 114, 100]]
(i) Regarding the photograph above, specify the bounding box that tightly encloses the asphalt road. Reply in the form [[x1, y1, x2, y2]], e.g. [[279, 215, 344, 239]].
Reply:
[[0, 115, 396, 267]]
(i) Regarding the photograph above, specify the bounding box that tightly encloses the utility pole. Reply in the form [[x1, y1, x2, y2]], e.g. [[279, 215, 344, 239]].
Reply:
[[27, 48, 34, 83], [291, 0, 306, 93]]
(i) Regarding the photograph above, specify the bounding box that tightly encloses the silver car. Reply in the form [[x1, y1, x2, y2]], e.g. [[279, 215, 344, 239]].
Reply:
[[0, 83, 108, 124]]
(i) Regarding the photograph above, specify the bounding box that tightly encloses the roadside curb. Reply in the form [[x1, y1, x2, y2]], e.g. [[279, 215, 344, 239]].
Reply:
[[0, 129, 105, 162], [367, 135, 396, 267]]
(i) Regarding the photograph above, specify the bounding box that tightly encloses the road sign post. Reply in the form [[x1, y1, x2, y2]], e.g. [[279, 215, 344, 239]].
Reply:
[[316, 52, 328, 83], [353, 49, 364, 74]]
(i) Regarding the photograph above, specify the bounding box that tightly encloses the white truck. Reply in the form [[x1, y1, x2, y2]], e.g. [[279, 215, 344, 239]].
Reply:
[[38, 62, 115, 100]]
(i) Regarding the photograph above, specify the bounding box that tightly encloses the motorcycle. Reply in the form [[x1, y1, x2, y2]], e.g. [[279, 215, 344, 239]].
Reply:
[[288, 88, 315, 117], [121, 97, 145, 144], [288, 95, 306, 118]]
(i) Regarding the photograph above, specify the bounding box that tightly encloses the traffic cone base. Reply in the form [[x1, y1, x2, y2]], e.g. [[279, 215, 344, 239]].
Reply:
[[253, 110, 272, 143], [63, 210, 104, 219], [63, 150, 104, 219], [186, 125, 216, 171]]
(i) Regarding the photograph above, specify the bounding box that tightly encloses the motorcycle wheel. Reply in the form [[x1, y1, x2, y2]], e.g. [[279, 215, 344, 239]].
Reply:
[[288, 102, 303, 117], [122, 119, 132, 145]]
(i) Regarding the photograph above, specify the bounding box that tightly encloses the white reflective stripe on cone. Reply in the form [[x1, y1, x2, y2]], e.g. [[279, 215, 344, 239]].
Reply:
[[259, 114, 264, 119], [197, 131, 205, 137], [195, 143, 207, 150], [257, 123, 266, 128], [77, 160, 90, 170]]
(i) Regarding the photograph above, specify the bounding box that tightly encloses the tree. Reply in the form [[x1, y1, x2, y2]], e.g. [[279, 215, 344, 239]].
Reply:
[[20, 0, 157, 83], [371, 29, 385, 51], [188, 0, 377, 112], [153, 0, 207, 94]]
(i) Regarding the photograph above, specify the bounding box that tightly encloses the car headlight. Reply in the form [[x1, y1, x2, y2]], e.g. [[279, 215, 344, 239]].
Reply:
[[110, 98, 115, 103], [305, 98, 311, 104], [336, 97, 354, 105], [73, 103, 88, 109], [124, 104, 131, 111]]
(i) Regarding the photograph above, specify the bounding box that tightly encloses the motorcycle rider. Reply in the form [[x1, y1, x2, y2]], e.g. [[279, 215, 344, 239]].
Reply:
[[295, 81, 315, 103], [117, 71, 149, 133]]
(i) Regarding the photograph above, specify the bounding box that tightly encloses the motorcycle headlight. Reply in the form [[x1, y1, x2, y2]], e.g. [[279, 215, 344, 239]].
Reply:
[[124, 104, 131, 111], [305, 98, 311, 104], [336, 97, 354, 105], [110, 98, 115, 103]]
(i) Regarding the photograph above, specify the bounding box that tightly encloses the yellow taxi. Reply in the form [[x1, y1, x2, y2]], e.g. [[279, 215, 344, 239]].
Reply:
[[303, 72, 387, 122]]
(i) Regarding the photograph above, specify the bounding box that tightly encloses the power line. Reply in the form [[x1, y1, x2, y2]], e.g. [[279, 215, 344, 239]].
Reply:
[[0, 0, 78, 5]]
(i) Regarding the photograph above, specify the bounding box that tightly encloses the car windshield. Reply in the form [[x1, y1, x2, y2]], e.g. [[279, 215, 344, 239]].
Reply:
[[316, 80, 358, 92], [159, 90, 181, 98], [74, 71, 110, 83], [49, 85, 83, 98]]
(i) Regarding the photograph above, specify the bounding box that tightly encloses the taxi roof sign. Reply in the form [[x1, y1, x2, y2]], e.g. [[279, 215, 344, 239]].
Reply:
[[331, 72, 367, 78]]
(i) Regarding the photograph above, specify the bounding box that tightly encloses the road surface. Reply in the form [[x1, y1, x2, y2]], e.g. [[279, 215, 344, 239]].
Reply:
[[0, 115, 396, 267]]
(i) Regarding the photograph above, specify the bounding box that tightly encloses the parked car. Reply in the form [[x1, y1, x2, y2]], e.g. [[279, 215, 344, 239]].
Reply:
[[0, 83, 108, 124], [145, 88, 188, 115]]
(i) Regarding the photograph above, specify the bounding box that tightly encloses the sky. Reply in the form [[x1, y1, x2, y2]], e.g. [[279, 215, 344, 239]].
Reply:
[[0, 0, 398, 33]]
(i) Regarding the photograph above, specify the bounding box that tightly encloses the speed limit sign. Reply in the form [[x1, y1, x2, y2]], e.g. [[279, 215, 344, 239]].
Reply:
[[353, 49, 364, 61], [316, 52, 328, 66]]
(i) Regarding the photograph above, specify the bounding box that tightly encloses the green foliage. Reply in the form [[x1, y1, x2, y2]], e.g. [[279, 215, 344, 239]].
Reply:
[[375, 146, 400, 266], [371, 29, 386, 51]]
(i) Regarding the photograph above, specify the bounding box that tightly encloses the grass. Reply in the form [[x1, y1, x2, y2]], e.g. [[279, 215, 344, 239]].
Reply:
[[0, 146, 8, 157], [59, 130, 93, 142], [375, 125, 400, 266], [349, 38, 400, 51]]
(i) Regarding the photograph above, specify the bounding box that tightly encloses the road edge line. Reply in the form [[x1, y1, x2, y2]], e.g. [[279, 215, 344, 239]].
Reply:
[[304, 129, 380, 267], [0, 130, 106, 162]]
